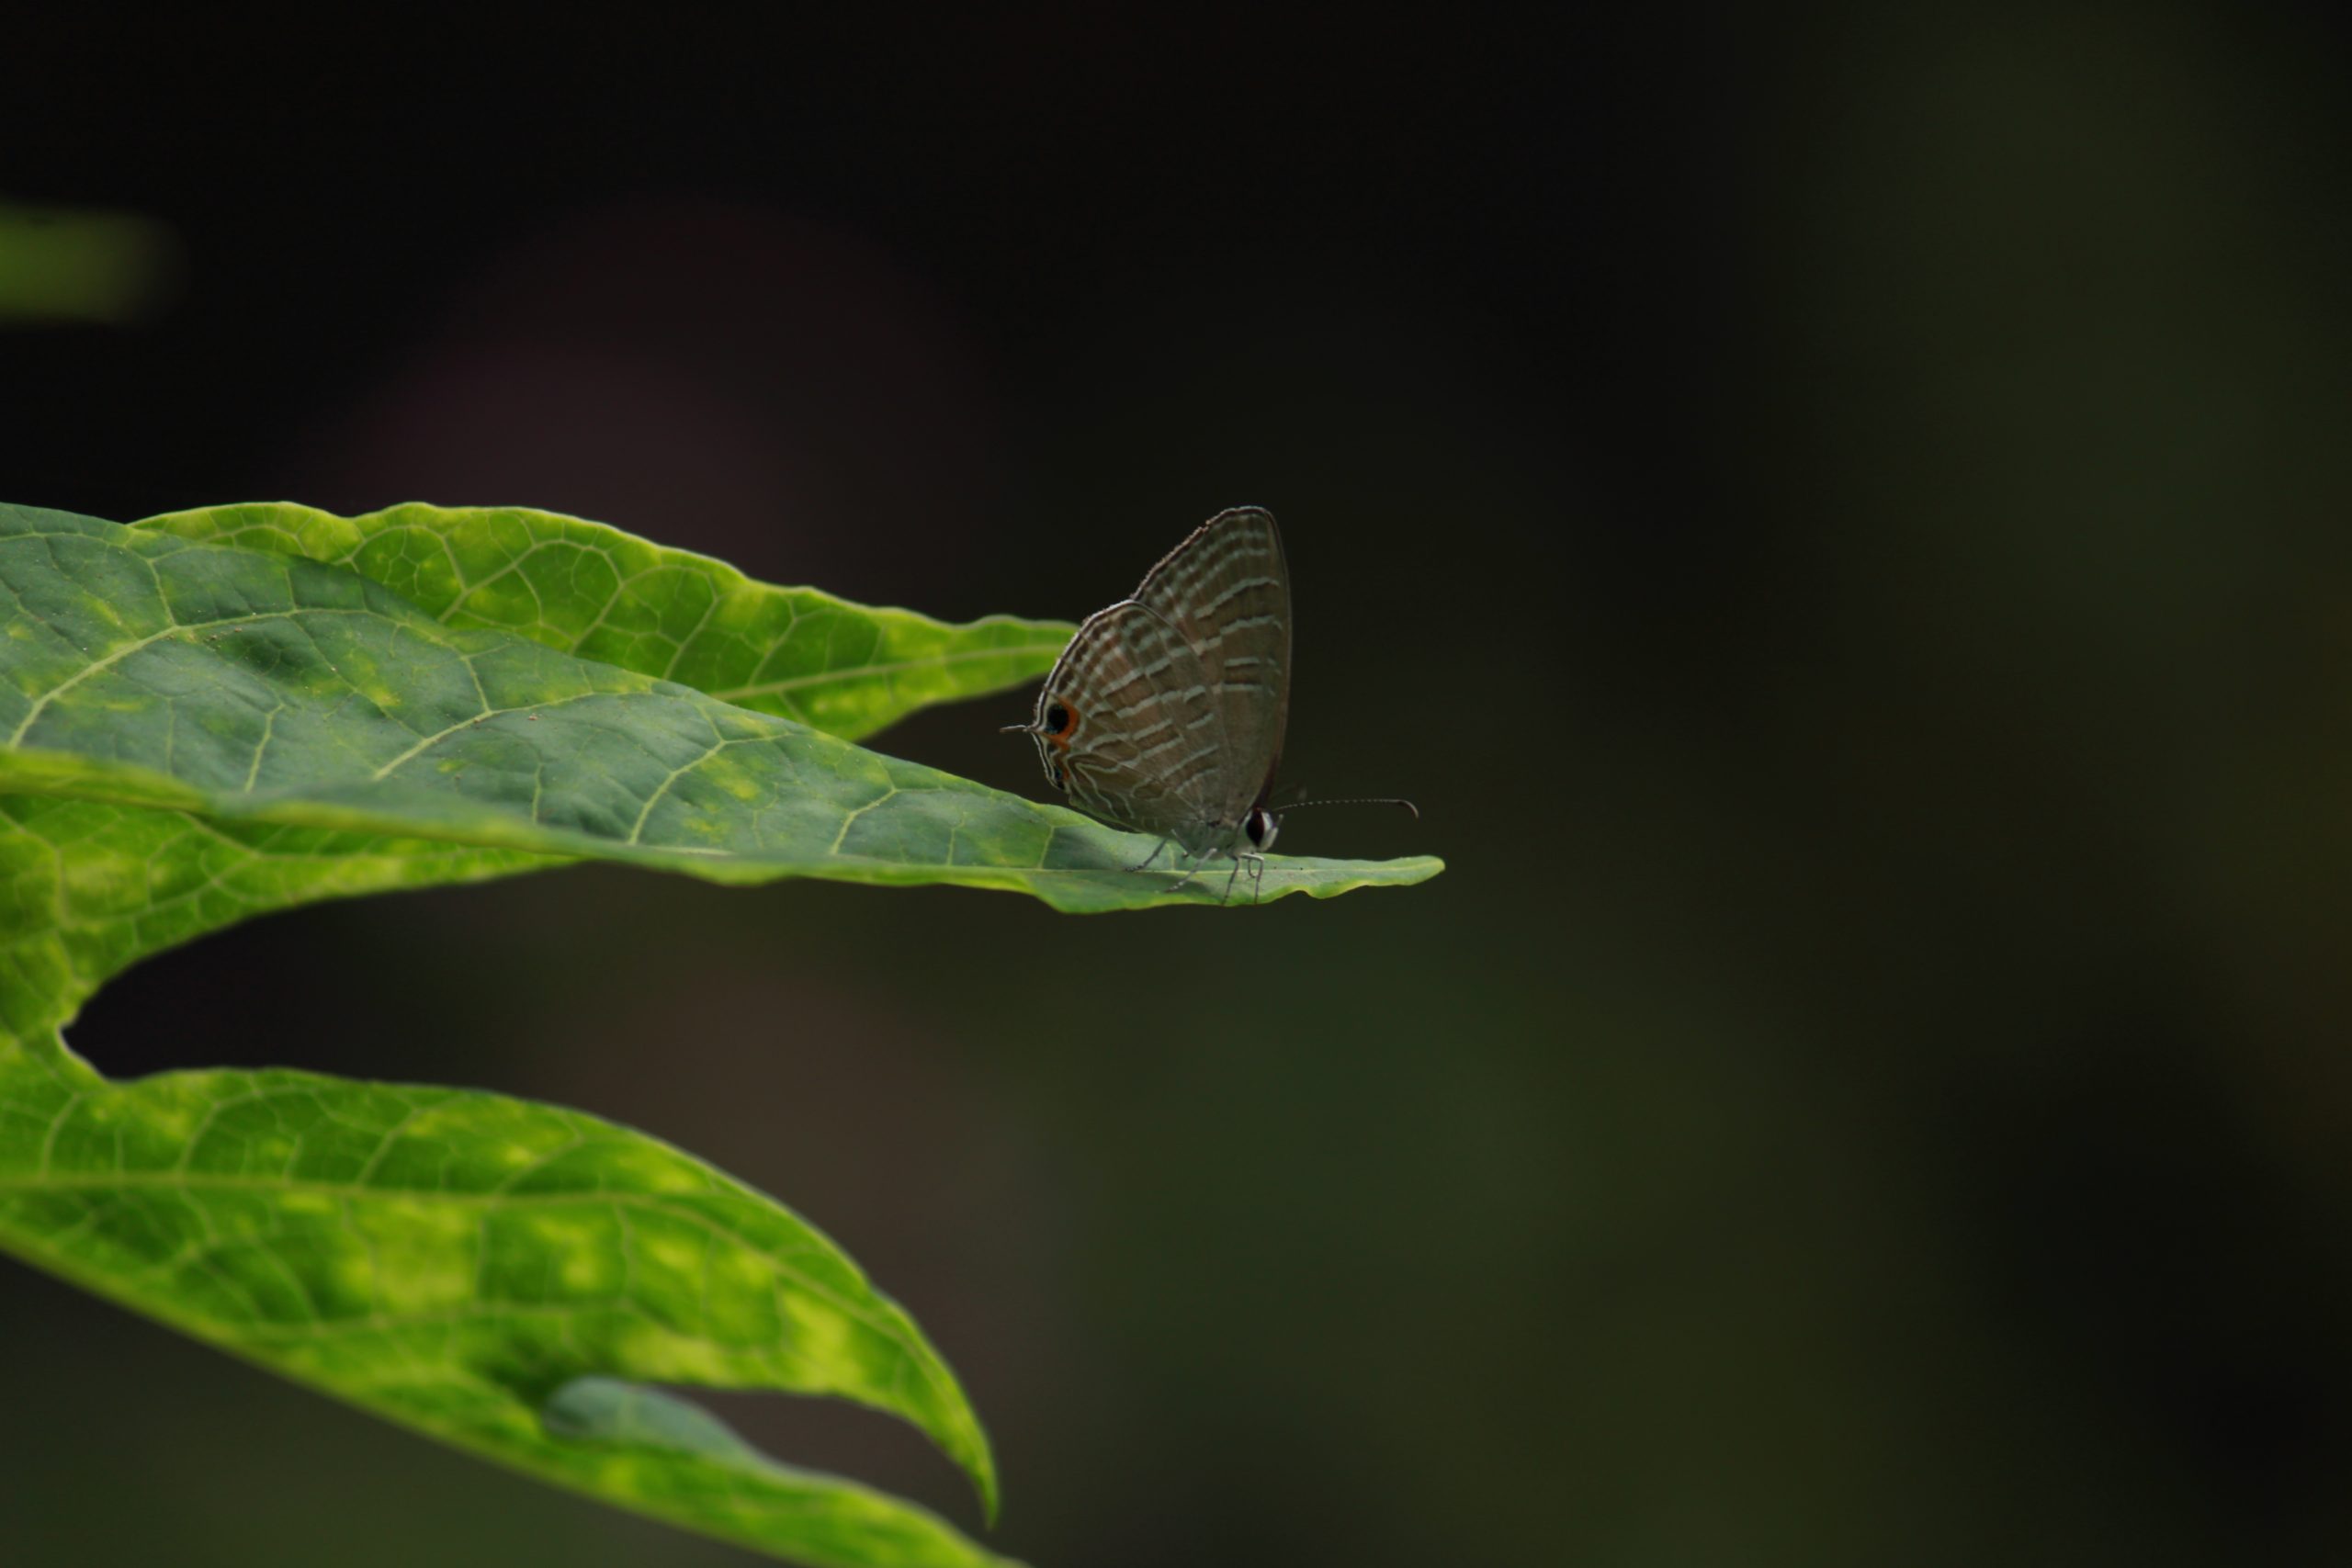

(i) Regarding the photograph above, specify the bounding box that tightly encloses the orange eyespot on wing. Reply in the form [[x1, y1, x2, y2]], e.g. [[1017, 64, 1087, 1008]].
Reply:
[[1045, 699, 1080, 750]]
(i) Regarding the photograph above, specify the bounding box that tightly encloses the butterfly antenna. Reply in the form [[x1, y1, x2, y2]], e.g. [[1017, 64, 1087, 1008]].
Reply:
[[1275, 796, 1420, 820]]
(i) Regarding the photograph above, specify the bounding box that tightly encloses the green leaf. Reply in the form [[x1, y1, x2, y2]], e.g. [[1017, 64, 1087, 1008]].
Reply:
[[0, 768, 1020, 1564], [133, 501, 1075, 741], [0, 503, 1443, 915], [0, 497, 1441, 1563], [0, 1061, 1017, 1568], [542, 1379, 1006, 1565]]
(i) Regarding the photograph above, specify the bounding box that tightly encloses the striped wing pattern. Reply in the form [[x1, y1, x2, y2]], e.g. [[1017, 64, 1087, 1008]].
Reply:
[[1132, 508, 1291, 820], [1023, 507, 1293, 855], [1039, 600, 1227, 842]]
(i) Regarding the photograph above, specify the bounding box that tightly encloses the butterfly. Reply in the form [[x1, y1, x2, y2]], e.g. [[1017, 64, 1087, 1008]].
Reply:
[[1006, 506, 1412, 902]]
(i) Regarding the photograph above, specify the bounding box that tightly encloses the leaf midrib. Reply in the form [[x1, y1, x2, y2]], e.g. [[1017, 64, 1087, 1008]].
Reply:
[[6, 606, 381, 746], [710, 642, 1072, 702]]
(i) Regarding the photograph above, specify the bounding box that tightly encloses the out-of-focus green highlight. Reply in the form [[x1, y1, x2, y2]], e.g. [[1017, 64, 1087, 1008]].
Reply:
[[0, 200, 181, 325]]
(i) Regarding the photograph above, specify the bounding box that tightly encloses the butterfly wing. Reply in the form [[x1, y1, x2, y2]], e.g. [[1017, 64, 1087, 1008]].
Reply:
[[1035, 599, 1229, 843], [1133, 506, 1292, 817]]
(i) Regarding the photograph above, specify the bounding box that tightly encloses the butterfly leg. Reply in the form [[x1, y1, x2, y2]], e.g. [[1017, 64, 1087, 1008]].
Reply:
[[1125, 836, 1173, 873], [1160, 846, 1218, 895]]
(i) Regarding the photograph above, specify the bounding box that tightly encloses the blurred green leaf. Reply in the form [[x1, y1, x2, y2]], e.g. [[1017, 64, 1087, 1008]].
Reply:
[[0, 199, 181, 325]]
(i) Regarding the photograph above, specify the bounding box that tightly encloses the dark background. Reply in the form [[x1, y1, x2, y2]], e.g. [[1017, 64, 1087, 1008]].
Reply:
[[6, 7, 2352, 1565]]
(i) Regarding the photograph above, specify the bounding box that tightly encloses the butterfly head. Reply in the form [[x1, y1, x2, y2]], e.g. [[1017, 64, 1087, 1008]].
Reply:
[[1243, 806, 1280, 854], [1002, 698, 1082, 793]]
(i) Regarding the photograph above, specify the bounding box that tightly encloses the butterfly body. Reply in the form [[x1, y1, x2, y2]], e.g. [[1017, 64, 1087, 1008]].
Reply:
[[1012, 506, 1293, 897]]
